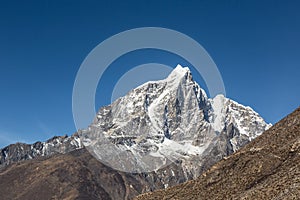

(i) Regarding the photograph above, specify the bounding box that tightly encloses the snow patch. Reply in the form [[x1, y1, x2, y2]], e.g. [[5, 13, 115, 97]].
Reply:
[[210, 94, 227, 133]]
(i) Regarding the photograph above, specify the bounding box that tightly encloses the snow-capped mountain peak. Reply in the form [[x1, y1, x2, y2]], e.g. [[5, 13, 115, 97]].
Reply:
[[167, 64, 190, 79], [82, 64, 271, 173]]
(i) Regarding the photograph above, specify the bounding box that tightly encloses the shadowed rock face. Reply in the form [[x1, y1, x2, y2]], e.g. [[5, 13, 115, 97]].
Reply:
[[135, 107, 300, 200]]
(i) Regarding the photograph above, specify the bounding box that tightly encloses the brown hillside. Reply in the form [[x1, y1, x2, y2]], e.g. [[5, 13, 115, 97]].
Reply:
[[0, 147, 191, 200], [0, 148, 166, 200], [136, 107, 300, 200]]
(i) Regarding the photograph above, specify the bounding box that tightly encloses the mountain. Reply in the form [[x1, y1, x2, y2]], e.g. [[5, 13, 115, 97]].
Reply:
[[82, 64, 270, 174], [0, 64, 271, 199], [135, 107, 300, 200]]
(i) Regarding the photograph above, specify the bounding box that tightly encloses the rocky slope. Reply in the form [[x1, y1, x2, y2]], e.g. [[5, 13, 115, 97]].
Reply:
[[135, 107, 300, 200]]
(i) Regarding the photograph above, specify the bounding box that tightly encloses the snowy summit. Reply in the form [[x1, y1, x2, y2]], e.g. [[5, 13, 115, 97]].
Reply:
[[81, 64, 271, 173]]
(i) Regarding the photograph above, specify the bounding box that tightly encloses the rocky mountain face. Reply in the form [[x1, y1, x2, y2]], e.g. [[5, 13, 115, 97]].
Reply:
[[0, 64, 272, 199], [135, 107, 300, 200], [82, 64, 271, 175]]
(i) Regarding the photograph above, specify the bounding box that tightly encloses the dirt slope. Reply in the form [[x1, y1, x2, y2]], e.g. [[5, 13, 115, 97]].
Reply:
[[136, 107, 300, 200]]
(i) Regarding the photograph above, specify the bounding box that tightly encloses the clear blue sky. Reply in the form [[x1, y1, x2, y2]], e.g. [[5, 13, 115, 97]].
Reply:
[[0, 0, 299, 148]]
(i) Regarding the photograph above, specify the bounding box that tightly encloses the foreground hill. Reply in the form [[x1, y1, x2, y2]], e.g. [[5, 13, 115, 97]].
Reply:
[[136, 107, 300, 200]]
